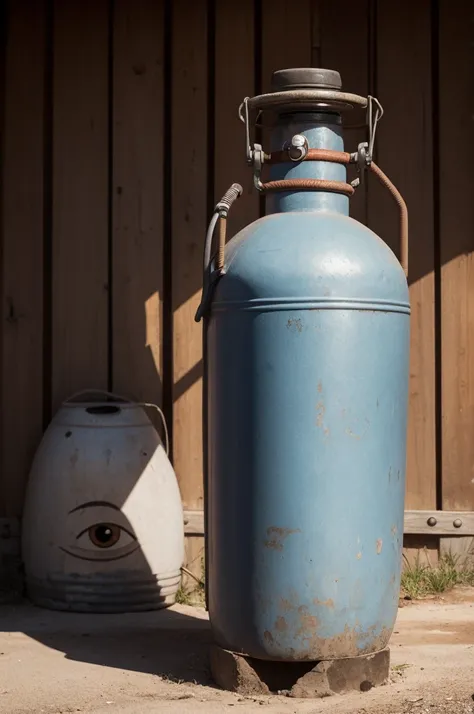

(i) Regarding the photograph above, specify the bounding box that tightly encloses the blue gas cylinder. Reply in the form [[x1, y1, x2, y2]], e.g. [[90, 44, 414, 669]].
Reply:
[[198, 68, 410, 662]]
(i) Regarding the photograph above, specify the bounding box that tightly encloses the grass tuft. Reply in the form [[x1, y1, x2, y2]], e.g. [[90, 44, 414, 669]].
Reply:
[[401, 553, 474, 599], [175, 585, 194, 606], [175, 557, 206, 606]]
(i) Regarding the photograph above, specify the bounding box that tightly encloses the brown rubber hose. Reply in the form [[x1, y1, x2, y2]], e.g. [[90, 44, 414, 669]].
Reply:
[[260, 178, 355, 197], [217, 215, 227, 271], [263, 148, 354, 195], [369, 162, 408, 277], [268, 148, 352, 165]]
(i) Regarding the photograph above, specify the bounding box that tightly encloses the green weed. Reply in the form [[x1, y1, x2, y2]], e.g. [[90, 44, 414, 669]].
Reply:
[[401, 552, 474, 599], [176, 557, 206, 606]]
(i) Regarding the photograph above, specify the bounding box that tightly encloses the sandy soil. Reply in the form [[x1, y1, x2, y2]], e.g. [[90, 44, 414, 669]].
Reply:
[[1, 589, 474, 714]]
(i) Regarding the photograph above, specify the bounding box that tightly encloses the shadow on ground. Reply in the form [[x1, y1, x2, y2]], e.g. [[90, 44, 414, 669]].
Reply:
[[0, 600, 214, 686]]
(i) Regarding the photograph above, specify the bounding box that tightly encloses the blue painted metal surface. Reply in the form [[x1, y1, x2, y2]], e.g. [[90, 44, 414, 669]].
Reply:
[[205, 108, 410, 661]]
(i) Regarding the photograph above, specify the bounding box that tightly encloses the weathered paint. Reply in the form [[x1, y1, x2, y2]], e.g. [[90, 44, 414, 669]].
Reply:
[[206, 106, 409, 660]]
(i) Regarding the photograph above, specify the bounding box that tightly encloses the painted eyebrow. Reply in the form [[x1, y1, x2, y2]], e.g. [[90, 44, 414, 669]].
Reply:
[[68, 501, 121, 514]]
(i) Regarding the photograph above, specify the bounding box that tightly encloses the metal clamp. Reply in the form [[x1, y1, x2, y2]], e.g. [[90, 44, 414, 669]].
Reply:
[[350, 142, 371, 186], [252, 144, 265, 191], [243, 88, 368, 114]]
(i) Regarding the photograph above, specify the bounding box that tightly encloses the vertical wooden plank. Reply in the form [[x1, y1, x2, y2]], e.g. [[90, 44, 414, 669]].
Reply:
[[261, 0, 312, 89], [0, 0, 5, 518], [261, 0, 312, 173], [440, 0, 474, 560], [311, 0, 321, 67], [52, 0, 109, 410], [402, 535, 439, 568], [172, 0, 207, 512], [214, 0, 258, 238], [181, 536, 205, 594], [370, 0, 436, 514], [1, 0, 45, 516], [320, 0, 369, 225], [112, 0, 164, 415]]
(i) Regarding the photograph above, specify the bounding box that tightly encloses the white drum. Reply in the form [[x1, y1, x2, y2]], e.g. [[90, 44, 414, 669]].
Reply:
[[22, 390, 184, 612]]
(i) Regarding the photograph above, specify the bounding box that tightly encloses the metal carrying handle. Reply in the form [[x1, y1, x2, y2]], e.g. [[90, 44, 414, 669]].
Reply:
[[63, 388, 170, 455], [64, 388, 131, 404], [241, 88, 368, 115], [369, 162, 408, 278]]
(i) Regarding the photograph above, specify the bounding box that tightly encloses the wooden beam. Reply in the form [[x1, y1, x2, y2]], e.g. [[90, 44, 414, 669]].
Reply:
[[404, 511, 474, 537], [183, 510, 205, 536], [183, 510, 474, 538]]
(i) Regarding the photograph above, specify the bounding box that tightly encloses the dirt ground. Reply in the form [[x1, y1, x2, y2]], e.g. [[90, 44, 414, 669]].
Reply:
[[1, 588, 474, 714]]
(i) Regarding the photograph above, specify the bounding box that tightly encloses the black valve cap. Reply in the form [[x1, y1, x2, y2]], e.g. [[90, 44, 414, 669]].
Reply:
[[271, 68, 342, 92]]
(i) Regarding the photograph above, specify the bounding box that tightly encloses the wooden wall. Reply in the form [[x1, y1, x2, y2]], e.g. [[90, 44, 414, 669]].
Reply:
[[0, 0, 473, 586]]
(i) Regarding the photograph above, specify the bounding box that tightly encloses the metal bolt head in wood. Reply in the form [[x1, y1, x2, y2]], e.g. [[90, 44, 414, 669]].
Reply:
[[453, 518, 463, 528], [427, 516, 437, 527]]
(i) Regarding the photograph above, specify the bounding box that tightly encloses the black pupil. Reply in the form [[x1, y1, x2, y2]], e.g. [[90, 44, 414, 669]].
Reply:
[[94, 525, 113, 544]]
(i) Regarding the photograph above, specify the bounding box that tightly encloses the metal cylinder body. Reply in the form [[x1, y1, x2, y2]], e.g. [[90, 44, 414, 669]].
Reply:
[[205, 80, 410, 662]]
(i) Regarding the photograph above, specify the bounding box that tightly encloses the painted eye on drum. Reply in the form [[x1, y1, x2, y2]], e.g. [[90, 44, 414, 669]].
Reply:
[[76, 522, 136, 550], [60, 501, 140, 561]]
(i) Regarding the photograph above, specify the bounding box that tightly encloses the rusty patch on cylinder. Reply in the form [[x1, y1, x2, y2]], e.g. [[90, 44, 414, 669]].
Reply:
[[376, 539, 383, 554], [264, 526, 300, 552], [264, 539, 283, 551], [316, 401, 325, 428], [313, 597, 334, 609], [345, 418, 370, 440], [356, 551, 362, 560], [272, 599, 393, 660], [280, 597, 293, 612], [264, 630, 274, 644], [267, 526, 300, 538], [287, 318, 303, 333], [317, 381, 323, 393], [296, 605, 319, 638]]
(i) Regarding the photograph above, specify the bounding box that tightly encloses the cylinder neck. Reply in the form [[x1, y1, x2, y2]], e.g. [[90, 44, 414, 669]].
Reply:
[[265, 112, 349, 216]]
